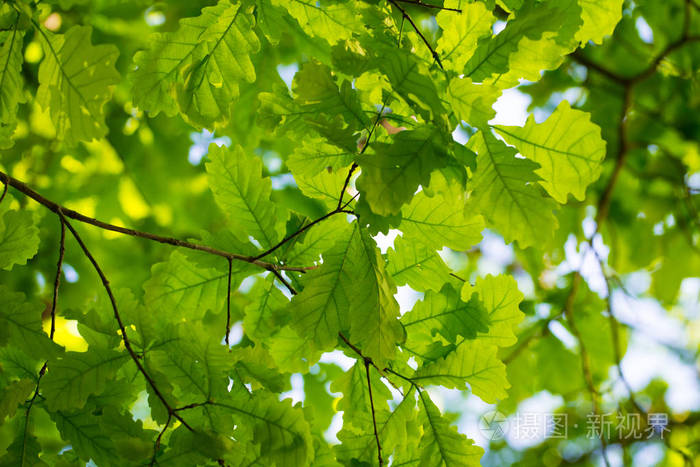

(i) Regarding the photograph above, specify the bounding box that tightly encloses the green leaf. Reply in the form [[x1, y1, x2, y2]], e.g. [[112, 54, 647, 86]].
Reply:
[[273, 0, 364, 45], [0, 286, 63, 361], [42, 349, 129, 411], [464, 274, 525, 347], [287, 138, 356, 177], [295, 166, 347, 209], [494, 100, 606, 203], [214, 386, 313, 466], [243, 276, 290, 343], [144, 251, 231, 320], [206, 144, 285, 249], [282, 215, 349, 266], [436, 1, 495, 74], [36, 25, 119, 145], [286, 222, 402, 366], [0, 202, 39, 271], [417, 390, 484, 467], [348, 224, 404, 367], [0, 430, 47, 467], [464, 1, 580, 86], [334, 365, 420, 464], [401, 284, 490, 359], [447, 78, 500, 128], [149, 324, 231, 400], [292, 60, 369, 131], [467, 130, 558, 248], [386, 235, 451, 293], [377, 48, 445, 121], [357, 126, 449, 215], [400, 179, 484, 251], [576, 0, 624, 44], [0, 378, 34, 423], [332, 361, 392, 432], [0, 24, 26, 126], [50, 408, 120, 465], [413, 339, 509, 403], [131, 1, 260, 127]]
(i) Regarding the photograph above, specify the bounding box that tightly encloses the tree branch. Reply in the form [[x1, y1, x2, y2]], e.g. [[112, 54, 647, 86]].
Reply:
[[365, 360, 383, 466], [395, 0, 461, 12], [21, 213, 67, 459], [0, 171, 315, 273], [253, 208, 348, 261], [387, 0, 444, 69], [225, 258, 233, 346], [50, 214, 66, 341], [0, 172, 8, 205], [338, 332, 383, 466], [62, 216, 193, 432], [150, 413, 172, 467]]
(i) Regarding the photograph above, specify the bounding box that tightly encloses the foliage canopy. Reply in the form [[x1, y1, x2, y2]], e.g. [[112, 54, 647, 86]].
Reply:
[[0, 0, 699, 466]]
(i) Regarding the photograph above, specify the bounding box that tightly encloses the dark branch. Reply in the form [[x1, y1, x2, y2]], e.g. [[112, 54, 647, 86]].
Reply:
[[50, 214, 66, 340], [0, 171, 314, 273], [569, 50, 627, 84], [62, 217, 193, 432], [387, 0, 444, 69], [150, 413, 172, 467], [338, 333, 383, 465], [365, 360, 383, 466], [253, 208, 347, 261], [0, 172, 8, 205], [395, 0, 461, 11], [271, 269, 297, 295], [225, 258, 233, 346]]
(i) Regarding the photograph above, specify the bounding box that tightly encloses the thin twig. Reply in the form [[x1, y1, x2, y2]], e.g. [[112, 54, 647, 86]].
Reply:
[[0, 172, 8, 205], [448, 272, 466, 282], [150, 413, 172, 467], [253, 209, 348, 261], [395, 0, 461, 12], [0, 171, 313, 272], [387, 0, 444, 69], [338, 333, 383, 465], [596, 86, 632, 225], [271, 269, 297, 295], [337, 164, 359, 211], [50, 214, 66, 340], [365, 360, 383, 466], [62, 217, 193, 432], [21, 210, 66, 462], [225, 258, 232, 346]]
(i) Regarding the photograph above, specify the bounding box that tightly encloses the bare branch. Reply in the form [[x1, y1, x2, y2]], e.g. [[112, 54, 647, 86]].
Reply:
[[0, 171, 314, 273]]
